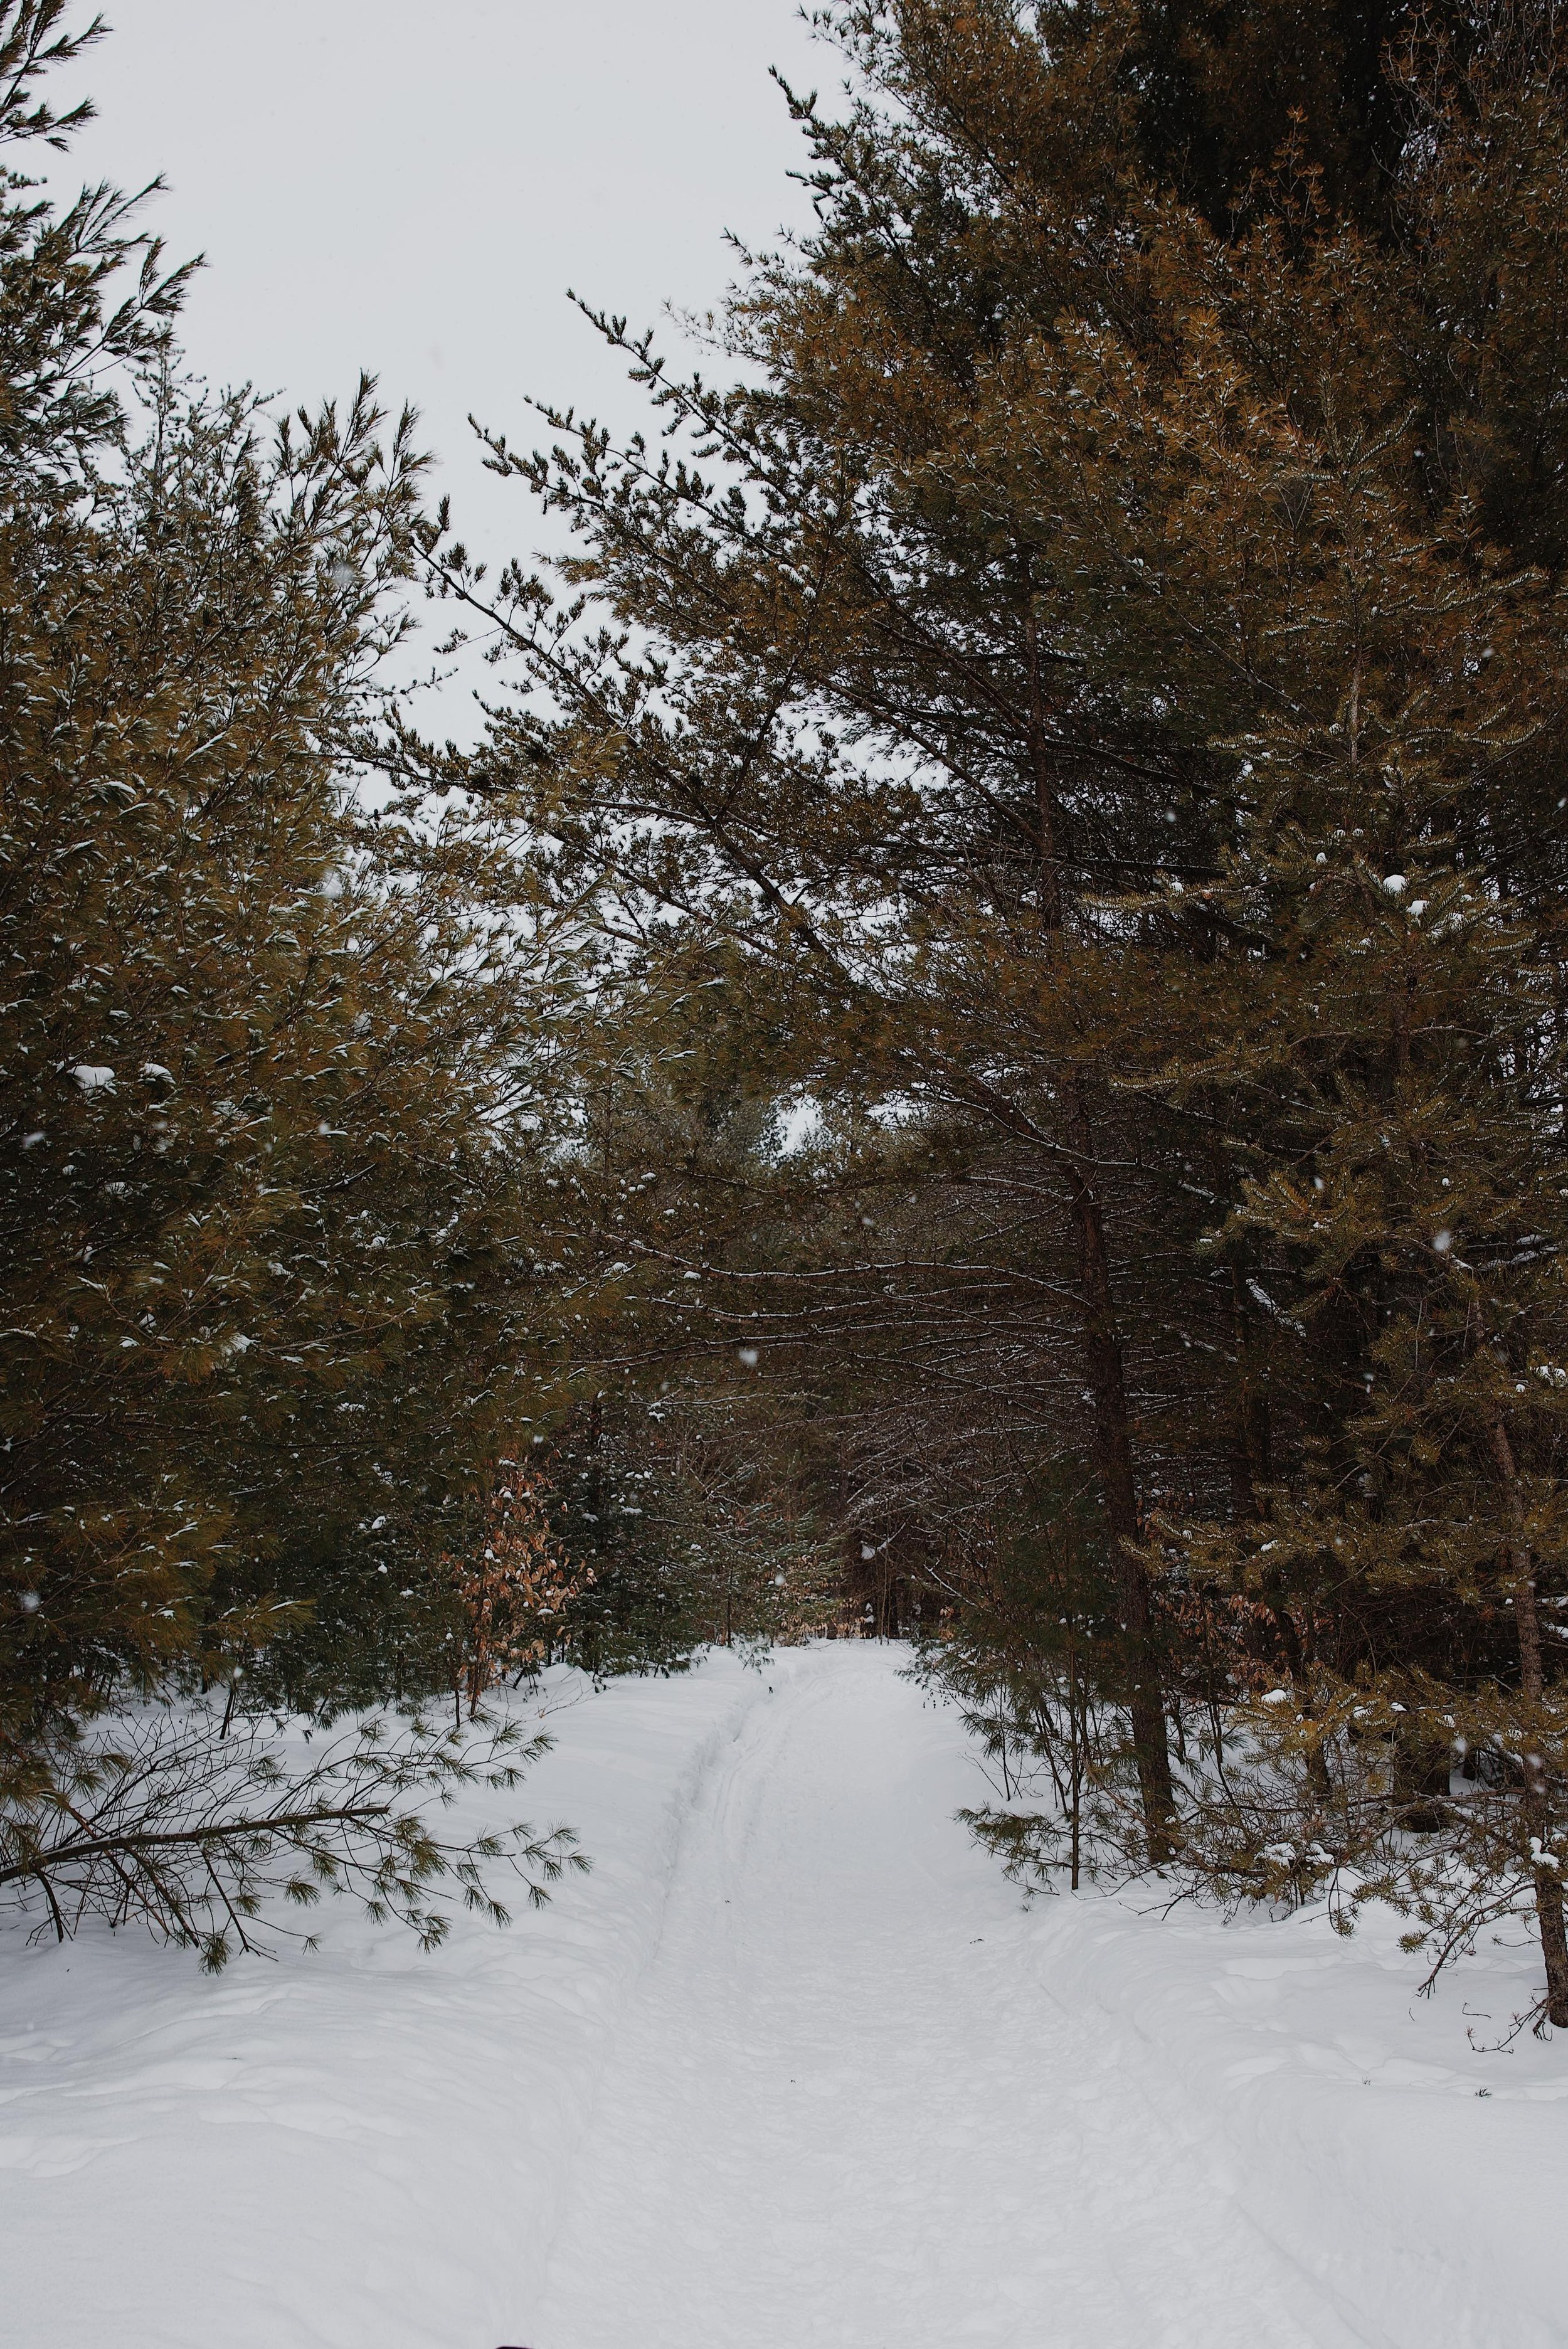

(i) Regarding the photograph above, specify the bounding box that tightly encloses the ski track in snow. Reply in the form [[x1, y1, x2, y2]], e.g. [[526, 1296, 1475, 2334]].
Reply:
[[2, 1644, 1565, 2349], [531, 1650, 1348, 2349]]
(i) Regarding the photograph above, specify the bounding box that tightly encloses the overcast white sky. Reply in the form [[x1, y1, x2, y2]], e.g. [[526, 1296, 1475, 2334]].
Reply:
[[53, 1, 825, 650]]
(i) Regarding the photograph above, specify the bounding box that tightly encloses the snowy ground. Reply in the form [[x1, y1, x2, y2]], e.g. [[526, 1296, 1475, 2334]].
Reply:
[[2, 1643, 1564, 2349]]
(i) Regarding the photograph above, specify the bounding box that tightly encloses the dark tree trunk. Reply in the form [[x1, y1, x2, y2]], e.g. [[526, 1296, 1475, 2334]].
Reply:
[[1025, 605, 1175, 1860], [1062, 1076, 1177, 1859], [1492, 1414, 1568, 2030]]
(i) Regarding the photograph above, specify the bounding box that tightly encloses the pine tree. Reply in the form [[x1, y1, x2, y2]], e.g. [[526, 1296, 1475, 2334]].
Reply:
[[1104, 9, 1568, 2025], [1, 0, 573, 1956]]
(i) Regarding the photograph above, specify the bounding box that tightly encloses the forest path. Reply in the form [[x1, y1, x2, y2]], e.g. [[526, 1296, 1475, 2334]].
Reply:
[[529, 1644, 1364, 2349], [7, 1644, 1554, 2349]]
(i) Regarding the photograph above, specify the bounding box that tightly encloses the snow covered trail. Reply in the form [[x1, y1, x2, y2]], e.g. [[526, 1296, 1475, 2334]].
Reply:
[[3, 1643, 1565, 2349], [529, 1643, 1359, 2349]]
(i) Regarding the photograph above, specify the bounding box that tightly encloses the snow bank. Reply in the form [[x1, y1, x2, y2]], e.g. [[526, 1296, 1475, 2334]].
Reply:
[[1010, 1865, 1568, 2349]]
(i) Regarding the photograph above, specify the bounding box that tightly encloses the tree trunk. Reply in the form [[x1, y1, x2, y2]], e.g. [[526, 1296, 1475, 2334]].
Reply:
[[1062, 1076, 1177, 1859], [1025, 604, 1175, 1860], [1491, 1413, 1568, 2029]]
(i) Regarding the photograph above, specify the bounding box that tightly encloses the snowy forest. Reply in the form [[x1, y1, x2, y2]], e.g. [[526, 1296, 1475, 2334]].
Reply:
[[6, 0, 1568, 2340]]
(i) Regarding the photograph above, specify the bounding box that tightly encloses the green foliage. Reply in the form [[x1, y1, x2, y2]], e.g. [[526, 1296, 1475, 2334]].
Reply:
[[0, 0, 579, 1963], [920, 1485, 1130, 1888]]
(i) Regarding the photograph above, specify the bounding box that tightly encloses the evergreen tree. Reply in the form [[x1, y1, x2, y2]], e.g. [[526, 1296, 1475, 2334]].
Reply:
[[1, 0, 575, 1959]]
